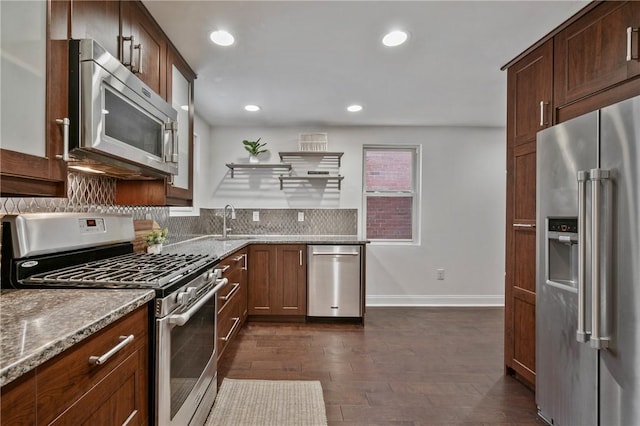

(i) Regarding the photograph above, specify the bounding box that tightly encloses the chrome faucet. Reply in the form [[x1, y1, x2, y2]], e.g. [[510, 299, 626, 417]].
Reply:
[[222, 204, 236, 239]]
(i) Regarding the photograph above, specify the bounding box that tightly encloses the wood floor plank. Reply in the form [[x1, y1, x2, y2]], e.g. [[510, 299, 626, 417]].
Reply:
[[217, 307, 541, 425]]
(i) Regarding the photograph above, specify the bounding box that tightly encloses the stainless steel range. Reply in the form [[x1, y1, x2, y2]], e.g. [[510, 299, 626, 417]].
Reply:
[[1, 213, 226, 426]]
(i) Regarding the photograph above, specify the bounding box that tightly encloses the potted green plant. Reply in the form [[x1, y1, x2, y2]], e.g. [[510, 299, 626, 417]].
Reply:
[[144, 228, 168, 254], [243, 138, 268, 163]]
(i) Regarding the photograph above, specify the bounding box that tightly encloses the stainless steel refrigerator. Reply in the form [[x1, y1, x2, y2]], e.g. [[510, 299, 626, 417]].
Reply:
[[536, 95, 640, 426]]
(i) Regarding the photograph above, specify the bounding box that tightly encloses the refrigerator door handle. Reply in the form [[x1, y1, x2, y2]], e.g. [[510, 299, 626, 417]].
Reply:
[[576, 170, 590, 343], [590, 168, 610, 350]]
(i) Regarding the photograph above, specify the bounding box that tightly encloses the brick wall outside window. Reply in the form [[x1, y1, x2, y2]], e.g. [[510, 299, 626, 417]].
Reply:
[[366, 196, 413, 239], [363, 147, 417, 241]]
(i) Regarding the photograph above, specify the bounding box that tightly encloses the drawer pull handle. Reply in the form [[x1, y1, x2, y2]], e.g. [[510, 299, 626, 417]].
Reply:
[[220, 317, 241, 342], [219, 283, 240, 301], [220, 265, 231, 273], [89, 335, 134, 365], [233, 255, 244, 262], [513, 223, 536, 228], [627, 27, 639, 61]]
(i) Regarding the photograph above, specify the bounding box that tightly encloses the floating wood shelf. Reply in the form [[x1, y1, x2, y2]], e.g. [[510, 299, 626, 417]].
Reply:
[[225, 163, 292, 178], [278, 151, 344, 167], [278, 175, 344, 190]]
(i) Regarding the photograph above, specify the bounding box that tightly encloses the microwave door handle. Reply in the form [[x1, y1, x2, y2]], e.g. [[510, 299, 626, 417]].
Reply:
[[164, 121, 179, 164]]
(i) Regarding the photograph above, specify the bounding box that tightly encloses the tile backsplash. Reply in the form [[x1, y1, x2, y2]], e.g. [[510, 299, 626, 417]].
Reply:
[[2, 173, 357, 238]]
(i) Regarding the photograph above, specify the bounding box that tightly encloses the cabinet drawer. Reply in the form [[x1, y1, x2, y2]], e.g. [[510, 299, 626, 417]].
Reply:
[[218, 268, 242, 313], [219, 251, 247, 277], [217, 297, 241, 359], [36, 307, 148, 425]]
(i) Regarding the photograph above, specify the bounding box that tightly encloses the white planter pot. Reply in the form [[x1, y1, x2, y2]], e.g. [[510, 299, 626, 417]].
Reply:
[[147, 243, 163, 254], [249, 155, 260, 163]]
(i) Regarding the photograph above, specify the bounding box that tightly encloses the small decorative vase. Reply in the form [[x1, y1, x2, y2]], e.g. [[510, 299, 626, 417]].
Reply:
[[147, 243, 163, 254], [249, 155, 260, 164]]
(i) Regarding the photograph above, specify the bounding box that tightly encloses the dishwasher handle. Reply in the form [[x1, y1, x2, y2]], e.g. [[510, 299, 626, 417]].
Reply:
[[311, 251, 360, 256]]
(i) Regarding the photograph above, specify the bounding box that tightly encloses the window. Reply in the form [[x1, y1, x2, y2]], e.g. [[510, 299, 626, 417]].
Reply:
[[363, 146, 419, 242]]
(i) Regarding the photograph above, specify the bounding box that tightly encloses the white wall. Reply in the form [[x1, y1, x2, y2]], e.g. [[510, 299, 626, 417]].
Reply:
[[199, 125, 506, 306]]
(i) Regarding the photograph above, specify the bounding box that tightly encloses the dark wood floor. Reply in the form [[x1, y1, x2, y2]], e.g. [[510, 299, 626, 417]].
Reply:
[[217, 307, 544, 426]]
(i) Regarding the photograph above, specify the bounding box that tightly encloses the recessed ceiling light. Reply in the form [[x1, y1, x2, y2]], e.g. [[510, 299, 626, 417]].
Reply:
[[382, 30, 408, 47], [347, 104, 363, 112], [244, 104, 261, 112], [210, 30, 235, 47]]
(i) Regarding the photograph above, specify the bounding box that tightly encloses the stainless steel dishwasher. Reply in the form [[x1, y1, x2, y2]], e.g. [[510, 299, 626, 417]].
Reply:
[[307, 245, 362, 317]]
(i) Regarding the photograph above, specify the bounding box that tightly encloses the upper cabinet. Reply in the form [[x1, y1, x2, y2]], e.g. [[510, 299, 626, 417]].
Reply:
[[71, 0, 166, 97], [120, 1, 167, 98], [0, 0, 67, 197], [165, 46, 196, 205], [507, 41, 554, 146], [70, 1, 120, 59], [554, 1, 640, 121]]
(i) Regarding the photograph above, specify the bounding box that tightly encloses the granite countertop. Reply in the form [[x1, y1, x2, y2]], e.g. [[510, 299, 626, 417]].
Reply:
[[164, 235, 369, 259], [0, 289, 155, 387]]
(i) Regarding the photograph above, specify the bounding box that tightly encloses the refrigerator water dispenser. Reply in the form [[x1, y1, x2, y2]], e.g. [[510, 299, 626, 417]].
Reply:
[[546, 218, 578, 289]]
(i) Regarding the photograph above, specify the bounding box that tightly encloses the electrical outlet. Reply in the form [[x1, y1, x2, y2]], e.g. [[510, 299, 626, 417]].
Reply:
[[252, 211, 260, 221], [437, 268, 445, 280], [298, 211, 304, 222]]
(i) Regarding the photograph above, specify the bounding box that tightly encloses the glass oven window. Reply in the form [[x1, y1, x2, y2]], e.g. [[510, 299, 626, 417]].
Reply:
[[104, 88, 163, 157], [169, 296, 215, 419]]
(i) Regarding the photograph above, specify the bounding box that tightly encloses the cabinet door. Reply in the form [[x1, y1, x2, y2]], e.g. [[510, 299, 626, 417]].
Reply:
[[505, 42, 549, 388], [504, 141, 537, 386], [70, 0, 120, 59], [507, 40, 553, 146], [0, 0, 66, 196], [248, 245, 277, 315], [36, 306, 148, 425], [275, 245, 307, 315], [166, 46, 196, 205], [121, 1, 166, 97], [554, 1, 640, 107], [0, 371, 36, 425]]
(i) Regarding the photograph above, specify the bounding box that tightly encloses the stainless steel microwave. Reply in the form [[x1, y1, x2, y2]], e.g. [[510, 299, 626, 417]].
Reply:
[[66, 39, 178, 179]]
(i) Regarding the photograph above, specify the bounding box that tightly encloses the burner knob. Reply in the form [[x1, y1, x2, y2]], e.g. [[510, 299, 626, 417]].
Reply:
[[187, 287, 198, 299], [177, 291, 190, 306]]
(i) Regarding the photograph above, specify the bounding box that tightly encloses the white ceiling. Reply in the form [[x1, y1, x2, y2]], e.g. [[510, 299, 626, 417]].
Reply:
[[142, 0, 588, 128]]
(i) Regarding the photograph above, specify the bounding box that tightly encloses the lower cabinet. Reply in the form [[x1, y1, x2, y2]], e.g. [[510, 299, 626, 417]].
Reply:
[[0, 304, 149, 425], [217, 248, 248, 361], [248, 244, 307, 317]]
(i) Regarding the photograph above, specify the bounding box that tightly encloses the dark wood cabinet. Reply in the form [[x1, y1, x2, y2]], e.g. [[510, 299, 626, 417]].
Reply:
[[70, 0, 120, 59], [121, 1, 166, 98], [508, 41, 554, 146], [0, 371, 37, 425], [554, 1, 640, 108], [0, 0, 67, 197], [0, 305, 149, 425], [504, 40, 553, 388], [248, 244, 307, 317], [217, 248, 248, 361]]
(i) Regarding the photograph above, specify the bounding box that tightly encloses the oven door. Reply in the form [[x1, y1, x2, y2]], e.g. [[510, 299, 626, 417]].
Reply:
[[156, 285, 219, 426]]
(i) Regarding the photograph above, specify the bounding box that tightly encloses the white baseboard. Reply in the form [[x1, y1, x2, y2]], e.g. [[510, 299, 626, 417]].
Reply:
[[366, 294, 504, 307]]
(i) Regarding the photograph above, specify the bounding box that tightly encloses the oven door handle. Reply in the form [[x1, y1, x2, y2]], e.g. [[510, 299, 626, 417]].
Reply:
[[169, 278, 228, 326]]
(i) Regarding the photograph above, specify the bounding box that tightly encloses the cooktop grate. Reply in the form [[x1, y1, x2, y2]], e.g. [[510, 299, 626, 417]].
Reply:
[[24, 252, 215, 288]]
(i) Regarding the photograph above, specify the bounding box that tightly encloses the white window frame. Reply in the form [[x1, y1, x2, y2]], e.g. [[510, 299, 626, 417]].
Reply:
[[362, 145, 420, 245]]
